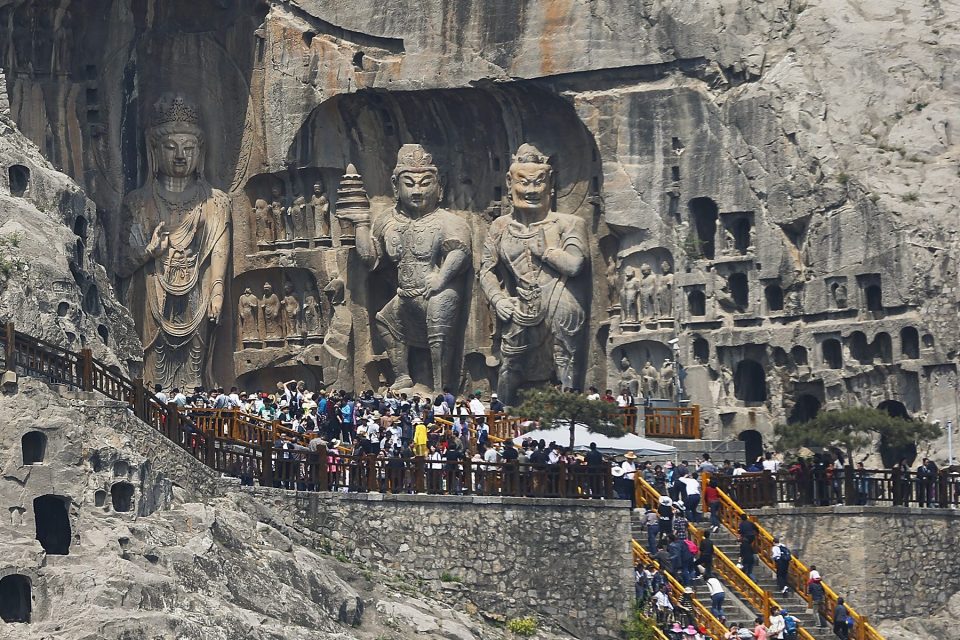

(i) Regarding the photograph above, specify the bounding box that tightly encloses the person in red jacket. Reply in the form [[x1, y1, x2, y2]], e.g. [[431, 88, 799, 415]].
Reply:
[[705, 478, 722, 532]]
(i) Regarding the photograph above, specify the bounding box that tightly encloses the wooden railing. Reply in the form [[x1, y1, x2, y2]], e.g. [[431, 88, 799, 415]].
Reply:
[[703, 473, 882, 640], [619, 405, 700, 439], [0, 323, 615, 499], [712, 468, 960, 509], [631, 540, 728, 639], [634, 476, 818, 640]]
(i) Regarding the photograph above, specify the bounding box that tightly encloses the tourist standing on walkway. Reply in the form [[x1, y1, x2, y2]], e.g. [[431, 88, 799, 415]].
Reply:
[[737, 513, 758, 579], [753, 616, 769, 640], [645, 507, 659, 552], [679, 472, 701, 522]]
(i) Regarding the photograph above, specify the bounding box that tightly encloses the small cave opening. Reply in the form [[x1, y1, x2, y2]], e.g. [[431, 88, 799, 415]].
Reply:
[[732, 218, 751, 254], [94, 490, 107, 508], [790, 345, 808, 366], [8, 164, 30, 197], [21, 431, 47, 465], [82, 284, 100, 316], [878, 400, 916, 467], [874, 332, 893, 364], [901, 327, 920, 359], [352, 50, 365, 70], [72, 215, 87, 240], [865, 284, 883, 311], [688, 197, 718, 259], [849, 331, 871, 364], [34, 494, 71, 555], [733, 359, 767, 403], [764, 284, 784, 312], [687, 290, 706, 317], [111, 482, 134, 512], [97, 324, 109, 343], [822, 339, 843, 369], [737, 430, 763, 466], [788, 394, 822, 424], [0, 574, 31, 623], [692, 336, 709, 363], [729, 272, 749, 310]]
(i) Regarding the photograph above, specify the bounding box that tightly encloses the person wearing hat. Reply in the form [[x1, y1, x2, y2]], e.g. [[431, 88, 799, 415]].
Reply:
[[490, 392, 504, 413], [657, 495, 674, 545], [621, 451, 637, 506]]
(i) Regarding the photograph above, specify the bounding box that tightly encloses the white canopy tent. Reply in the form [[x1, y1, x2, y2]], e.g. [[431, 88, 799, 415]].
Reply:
[[512, 423, 677, 457]]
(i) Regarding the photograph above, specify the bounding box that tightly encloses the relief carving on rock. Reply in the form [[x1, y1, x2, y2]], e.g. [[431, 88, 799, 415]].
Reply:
[[356, 144, 472, 391], [479, 144, 589, 402], [117, 93, 230, 389]]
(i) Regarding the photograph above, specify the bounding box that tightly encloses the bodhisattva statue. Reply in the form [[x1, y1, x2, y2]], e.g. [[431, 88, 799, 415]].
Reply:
[[237, 287, 260, 343], [321, 277, 352, 388], [269, 186, 287, 242], [260, 282, 283, 340], [355, 144, 472, 390], [311, 182, 330, 238], [253, 198, 276, 245], [620, 266, 640, 323], [658, 261, 674, 318], [479, 143, 589, 402], [302, 294, 322, 335], [117, 93, 230, 389], [619, 355, 640, 397], [660, 359, 677, 401], [289, 191, 308, 240], [641, 360, 660, 398], [638, 263, 658, 320], [281, 282, 300, 337]]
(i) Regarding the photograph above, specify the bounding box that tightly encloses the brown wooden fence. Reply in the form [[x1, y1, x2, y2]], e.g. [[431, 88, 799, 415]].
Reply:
[[1, 323, 613, 499]]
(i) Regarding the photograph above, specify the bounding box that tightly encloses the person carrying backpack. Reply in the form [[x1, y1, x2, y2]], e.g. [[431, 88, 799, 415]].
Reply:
[[771, 537, 792, 594], [782, 610, 799, 640]]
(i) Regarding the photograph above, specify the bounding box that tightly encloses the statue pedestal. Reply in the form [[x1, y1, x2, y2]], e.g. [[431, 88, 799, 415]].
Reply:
[[293, 239, 310, 249], [304, 334, 325, 345], [658, 318, 676, 329], [619, 321, 640, 332], [275, 240, 295, 250], [339, 235, 356, 247], [241, 339, 263, 350], [264, 338, 285, 347], [313, 236, 333, 248], [257, 241, 274, 252]]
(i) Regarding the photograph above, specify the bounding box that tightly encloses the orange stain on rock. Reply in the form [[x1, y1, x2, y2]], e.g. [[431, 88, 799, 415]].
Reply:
[[540, 0, 573, 76]]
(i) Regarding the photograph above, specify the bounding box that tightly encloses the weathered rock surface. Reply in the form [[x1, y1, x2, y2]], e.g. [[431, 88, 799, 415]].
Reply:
[[0, 379, 577, 639]]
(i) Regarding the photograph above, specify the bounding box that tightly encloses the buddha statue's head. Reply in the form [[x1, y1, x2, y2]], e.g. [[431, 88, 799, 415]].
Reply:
[[507, 143, 553, 216], [146, 93, 205, 181], [392, 144, 441, 216]]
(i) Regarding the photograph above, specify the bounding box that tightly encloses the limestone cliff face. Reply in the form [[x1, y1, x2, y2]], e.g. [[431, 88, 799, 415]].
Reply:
[[0, 1, 957, 448]]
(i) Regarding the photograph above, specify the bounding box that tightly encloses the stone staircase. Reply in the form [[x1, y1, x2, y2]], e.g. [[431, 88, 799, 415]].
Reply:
[[710, 527, 832, 640]]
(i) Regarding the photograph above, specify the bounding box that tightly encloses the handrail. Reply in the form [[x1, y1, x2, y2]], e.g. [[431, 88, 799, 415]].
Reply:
[[632, 540, 728, 639], [704, 473, 880, 640], [634, 476, 817, 640]]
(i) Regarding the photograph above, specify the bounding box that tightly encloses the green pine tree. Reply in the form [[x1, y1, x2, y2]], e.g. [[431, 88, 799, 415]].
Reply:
[[774, 406, 941, 463], [513, 386, 624, 449]]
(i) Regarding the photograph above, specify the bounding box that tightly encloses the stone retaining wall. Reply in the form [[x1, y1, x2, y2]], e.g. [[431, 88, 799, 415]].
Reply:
[[752, 506, 960, 620], [229, 485, 633, 638]]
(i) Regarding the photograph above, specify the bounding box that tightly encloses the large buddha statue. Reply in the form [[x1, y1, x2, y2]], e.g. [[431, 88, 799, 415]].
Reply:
[[117, 94, 231, 389], [355, 144, 472, 390], [479, 143, 589, 402]]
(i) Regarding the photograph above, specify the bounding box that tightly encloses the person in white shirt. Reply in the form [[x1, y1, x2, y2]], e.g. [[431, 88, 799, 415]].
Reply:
[[732, 462, 746, 476], [615, 389, 634, 408], [679, 473, 702, 521], [706, 576, 725, 619], [654, 585, 673, 623], [153, 384, 168, 405], [586, 386, 601, 401], [767, 607, 786, 640], [762, 452, 781, 473], [469, 394, 486, 417]]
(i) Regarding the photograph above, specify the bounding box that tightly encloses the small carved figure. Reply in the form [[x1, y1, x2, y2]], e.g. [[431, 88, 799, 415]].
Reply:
[[281, 282, 301, 337], [302, 294, 322, 335], [658, 261, 674, 318], [269, 185, 287, 242], [722, 226, 736, 255], [638, 263, 658, 320], [620, 266, 640, 323], [260, 282, 283, 340], [832, 283, 848, 308], [606, 255, 619, 306], [289, 192, 308, 239], [641, 360, 660, 398], [237, 287, 260, 343], [253, 198, 276, 244], [311, 182, 331, 238], [660, 359, 677, 401], [619, 355, 640, 397], [322, 278, 353, 387], [720, 365, 734, 399]]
